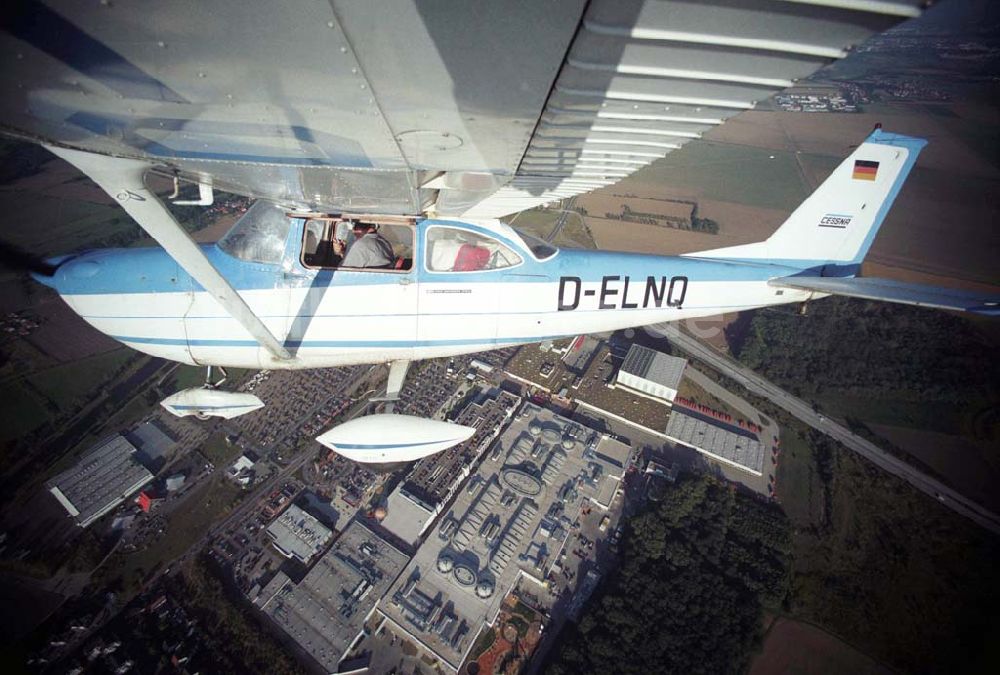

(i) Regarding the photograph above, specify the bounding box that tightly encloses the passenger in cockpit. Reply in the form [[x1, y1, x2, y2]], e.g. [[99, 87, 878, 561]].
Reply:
[[333, 221, 395, 268]]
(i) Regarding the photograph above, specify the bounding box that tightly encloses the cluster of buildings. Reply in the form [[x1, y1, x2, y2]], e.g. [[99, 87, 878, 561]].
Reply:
[[48, 433, 158, 528], [773, 90, 859, 112], [248, 391, 634, 673], [42, 334, 774, 673], [510, 338, 767, 478], [1, 311, 39, 337], [378, 403, 631, 670], [255, 521, 410, 673]]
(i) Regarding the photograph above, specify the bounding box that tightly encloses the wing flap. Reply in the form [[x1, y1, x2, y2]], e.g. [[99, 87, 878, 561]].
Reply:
[[769, 276, 1000, 316]]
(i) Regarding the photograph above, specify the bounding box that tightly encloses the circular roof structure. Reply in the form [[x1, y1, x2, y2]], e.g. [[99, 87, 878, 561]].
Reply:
[[541, 428, 561, 444], [561, 437, 576, 451], [437, 554, 455, 574], [528, 423, 542, 437], [476, 580, 495, 598], [453, 564, 477, 587], [501, 467, 542, 496]]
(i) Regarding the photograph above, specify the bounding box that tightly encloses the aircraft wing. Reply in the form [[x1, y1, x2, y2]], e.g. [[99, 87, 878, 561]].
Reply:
[[768, 276, 1000, 316], [0, 0, 924, 217]]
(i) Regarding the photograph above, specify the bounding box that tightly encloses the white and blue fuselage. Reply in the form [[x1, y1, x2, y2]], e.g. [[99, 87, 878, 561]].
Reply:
[[37, 130, 939, 369], [37, 216, 813, 369]]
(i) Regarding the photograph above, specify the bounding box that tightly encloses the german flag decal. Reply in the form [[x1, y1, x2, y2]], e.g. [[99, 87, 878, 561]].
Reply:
[[852, 159, 879, 181]]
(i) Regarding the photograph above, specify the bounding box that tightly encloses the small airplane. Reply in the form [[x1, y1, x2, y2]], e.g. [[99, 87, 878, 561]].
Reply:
[[3, 0, 996, 463], [27, 128, 999, 462]]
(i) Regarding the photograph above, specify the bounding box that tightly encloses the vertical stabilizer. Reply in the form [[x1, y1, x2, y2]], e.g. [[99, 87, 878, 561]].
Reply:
[[686, 129, 926, 270]]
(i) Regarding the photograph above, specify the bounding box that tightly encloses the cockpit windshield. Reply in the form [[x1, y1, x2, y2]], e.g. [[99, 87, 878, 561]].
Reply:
[[217, 201, 291, 264], [512, 228, 558, 260]]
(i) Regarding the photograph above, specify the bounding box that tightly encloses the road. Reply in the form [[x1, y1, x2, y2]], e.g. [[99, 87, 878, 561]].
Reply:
[[661, 327, 1000, 536], [545, 197, 577, 243]]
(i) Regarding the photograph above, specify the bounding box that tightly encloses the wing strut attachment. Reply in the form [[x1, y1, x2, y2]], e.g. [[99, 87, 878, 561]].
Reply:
[[370, 359, 410, 413], [46, 146, 292, 361]]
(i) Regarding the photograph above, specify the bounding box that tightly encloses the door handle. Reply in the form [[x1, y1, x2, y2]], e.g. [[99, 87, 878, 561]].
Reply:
[[398, 277, 413, 286]]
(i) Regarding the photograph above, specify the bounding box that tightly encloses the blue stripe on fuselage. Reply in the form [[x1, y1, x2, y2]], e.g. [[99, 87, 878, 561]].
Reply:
[[46, 243, 807, 297]]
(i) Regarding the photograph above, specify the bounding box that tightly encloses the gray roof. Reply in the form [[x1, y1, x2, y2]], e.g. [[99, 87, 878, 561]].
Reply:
[[381, 486, 435, 546], [257, 521, 410, 672], [562, 335, 601, 373], [665, 410, 764, 476], [48, 435, 154, 527], [619, 344, 686, 390], [266, 503, 334, 563], [126, 421, 176, 460]]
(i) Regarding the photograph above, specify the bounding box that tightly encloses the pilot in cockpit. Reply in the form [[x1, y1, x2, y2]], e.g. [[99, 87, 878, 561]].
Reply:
[[333, 221, 395, 269]]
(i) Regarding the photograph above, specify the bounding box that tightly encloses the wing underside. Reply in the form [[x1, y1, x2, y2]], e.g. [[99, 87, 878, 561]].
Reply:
[[0, 0, 923, 216]]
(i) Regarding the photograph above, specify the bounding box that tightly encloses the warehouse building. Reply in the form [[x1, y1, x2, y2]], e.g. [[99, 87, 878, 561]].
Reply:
[[255, 520, 410, 673], [615, 344, 686, 403], [266, 503, 334, 564], [379, 403, 630, 671], [48, 434, 154, 528], [125, 420, 176, 469], [665, 409, 764, 476]]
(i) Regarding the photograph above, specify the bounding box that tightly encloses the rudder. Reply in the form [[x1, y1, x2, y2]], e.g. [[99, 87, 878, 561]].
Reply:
[[687, 128, 927, 270]]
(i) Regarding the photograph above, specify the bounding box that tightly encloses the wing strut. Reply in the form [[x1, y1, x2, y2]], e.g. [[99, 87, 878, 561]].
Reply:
[[46, 146, 293, 361]]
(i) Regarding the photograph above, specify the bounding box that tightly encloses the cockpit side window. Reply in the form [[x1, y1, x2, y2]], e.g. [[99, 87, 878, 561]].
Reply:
[[425, 226, 522, 272], [300, 220, 413, 272], [218, 201, 291, 265]]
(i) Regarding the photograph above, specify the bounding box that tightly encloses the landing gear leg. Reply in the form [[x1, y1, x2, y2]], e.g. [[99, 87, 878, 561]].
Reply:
[[371, 359, 411, 413], [203, 365, 228, 389]]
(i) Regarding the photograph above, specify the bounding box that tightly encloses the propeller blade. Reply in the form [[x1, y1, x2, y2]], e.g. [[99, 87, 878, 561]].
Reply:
[[0, 241, 59, 277]]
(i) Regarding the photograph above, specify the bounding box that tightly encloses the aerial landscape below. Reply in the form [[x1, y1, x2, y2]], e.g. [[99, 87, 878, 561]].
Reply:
[[0, 1, 999, 674]]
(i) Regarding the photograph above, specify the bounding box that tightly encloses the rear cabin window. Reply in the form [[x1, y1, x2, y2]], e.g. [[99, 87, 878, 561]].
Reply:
[[301, 220, 414, 271], [425, 226, 521, 272]]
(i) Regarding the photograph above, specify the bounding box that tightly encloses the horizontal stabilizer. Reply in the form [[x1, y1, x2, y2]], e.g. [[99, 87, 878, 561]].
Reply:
[[768, 277, 1000, 316]]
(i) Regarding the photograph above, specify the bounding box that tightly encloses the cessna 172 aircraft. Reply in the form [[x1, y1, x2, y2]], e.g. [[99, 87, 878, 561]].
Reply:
[[2, 0, 997, 462]]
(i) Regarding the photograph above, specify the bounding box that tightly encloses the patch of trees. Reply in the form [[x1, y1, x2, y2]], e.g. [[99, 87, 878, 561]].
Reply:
[[735, 297, 998, 404], [545, 474, 790, 675], [176, 556, 302, 675]]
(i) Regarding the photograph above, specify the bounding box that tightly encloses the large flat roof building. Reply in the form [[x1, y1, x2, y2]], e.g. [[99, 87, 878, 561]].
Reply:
[[665, 409, 765, 476], [256, 520, 410, 673], [379, 403, 631, 671], [615, 344, 686, 403], [266, 503, 334, 564], [381, 485, 437, 547], [125, 420, 176, 466], [48, 435, 154, 528]]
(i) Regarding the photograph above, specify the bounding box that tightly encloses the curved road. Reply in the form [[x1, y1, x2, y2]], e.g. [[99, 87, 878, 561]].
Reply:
[[660, 327, 1000, 536]]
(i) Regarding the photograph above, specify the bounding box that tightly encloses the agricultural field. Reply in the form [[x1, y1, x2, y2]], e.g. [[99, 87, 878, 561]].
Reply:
[[750, 617, 891, 675]]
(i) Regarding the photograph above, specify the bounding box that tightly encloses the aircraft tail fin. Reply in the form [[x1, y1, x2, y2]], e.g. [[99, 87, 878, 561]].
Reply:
[[685, 128, 926, 271]]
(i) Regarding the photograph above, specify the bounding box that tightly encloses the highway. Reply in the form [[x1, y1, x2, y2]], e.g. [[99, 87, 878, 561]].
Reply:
[[660, 327, 1000, 536], [544, 197, 578, 243]]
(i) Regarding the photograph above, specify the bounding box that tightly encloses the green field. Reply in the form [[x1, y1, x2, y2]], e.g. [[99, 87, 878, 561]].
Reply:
[[166, 364, 210, 391], [200, 432, 240, 466], [30, 348, 136, 410], [620, 141, 811, 211], [774, 430, 827, 528], [0, 381, 51, 443], [101, 477, 243, 596], [0, 192, 136, 257]]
